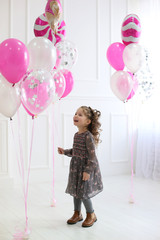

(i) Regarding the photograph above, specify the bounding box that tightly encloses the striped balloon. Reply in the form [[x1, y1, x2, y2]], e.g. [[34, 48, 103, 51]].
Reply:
[[121, 14, 141, 46], [34, 13, 66, 45]]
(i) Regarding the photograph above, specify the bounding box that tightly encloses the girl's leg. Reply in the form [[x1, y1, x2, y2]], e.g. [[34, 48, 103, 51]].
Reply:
[[74, 197, 82, 211], [82, 198, 94, 213], [82, 198, 97, 227], [67, 197, 83, 224]]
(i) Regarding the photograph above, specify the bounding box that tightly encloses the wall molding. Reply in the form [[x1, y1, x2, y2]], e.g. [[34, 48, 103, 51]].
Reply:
[[110, 113, 129, 163], [26, 114, 50, 170], [0, 119, 8, 174], [63, 95, 121, 102]]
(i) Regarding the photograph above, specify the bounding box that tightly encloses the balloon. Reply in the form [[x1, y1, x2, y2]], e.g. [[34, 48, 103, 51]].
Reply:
[[27, 37, 56, 71], [60, 69, 74, 98], [51, 70, 66, 102], [110, 71, 133, 102], [45, 0, 62, 15], [121, 14, 141, 46], [34, 13, 66, 45], [107, 42, 125, 70], [22, 102, 35, 118], [0, 74, 21, 118], [123, 43, 145, 73], [21, 70, 55, 115], [55, 40, 78, 70], [0, 38, 29, 84], [45, 0, 63, 34], [127, 72, 139, 100], [134, 48, 154, 100]]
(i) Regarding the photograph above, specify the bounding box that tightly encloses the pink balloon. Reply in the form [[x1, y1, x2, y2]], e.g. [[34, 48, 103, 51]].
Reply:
[[52, 70, 66, 102], [107, 42, 125, 71], [60, 69, 74, 98], [127, 72, 139, 100], [34, 13, 66, 45], [121, 14, 141, 46], [110, 71, 133, 102], [22, 102, 35, 118], [21, 70, 55, 115], [0, 38, 29, 84]]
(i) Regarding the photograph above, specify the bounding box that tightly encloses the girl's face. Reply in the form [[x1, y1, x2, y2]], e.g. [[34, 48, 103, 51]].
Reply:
[[73, 108, 91, 129]]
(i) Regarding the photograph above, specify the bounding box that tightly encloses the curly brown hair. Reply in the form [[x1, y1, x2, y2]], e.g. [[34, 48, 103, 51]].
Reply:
[[81, 106, 102, 145]]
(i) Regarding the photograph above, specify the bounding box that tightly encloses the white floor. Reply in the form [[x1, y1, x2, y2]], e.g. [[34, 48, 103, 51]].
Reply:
[[0, 175, 160, 240]]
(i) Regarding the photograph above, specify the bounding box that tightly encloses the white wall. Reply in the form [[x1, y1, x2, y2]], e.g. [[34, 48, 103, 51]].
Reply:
[[0, 0, 139, 185]]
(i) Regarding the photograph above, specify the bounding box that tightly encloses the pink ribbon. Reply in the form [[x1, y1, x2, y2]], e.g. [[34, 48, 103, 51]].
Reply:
[[11, 110, 35, 237], [50, 103, 56, 207]]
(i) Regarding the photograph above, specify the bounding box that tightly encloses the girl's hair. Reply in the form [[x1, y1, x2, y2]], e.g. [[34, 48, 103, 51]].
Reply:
[[81, 106, 102, 145]]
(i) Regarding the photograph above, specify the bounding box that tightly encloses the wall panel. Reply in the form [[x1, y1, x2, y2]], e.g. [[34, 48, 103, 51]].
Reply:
[[110, 113, 129, 162]]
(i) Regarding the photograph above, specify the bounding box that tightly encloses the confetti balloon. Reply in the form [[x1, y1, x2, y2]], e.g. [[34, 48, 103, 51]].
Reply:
[[55, 40, 78, 70], [135, 48, 154, 100], [121, 14, 141, 46], [34, 13, 66, 45], [21, 70, 55, 115]]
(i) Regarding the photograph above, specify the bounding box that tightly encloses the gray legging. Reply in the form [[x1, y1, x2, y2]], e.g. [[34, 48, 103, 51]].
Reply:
[[74, 197, 94, 213]]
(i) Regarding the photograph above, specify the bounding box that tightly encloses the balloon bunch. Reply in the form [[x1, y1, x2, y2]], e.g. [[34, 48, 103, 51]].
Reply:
[[0, 1, 78, 237], [107, 14, 146, 102], [0, 3, 77, 119], [33, 0, 77, 106]]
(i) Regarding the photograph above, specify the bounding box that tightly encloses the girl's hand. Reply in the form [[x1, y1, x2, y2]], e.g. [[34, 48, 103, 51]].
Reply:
[[58, 147, 64, 155], [82, 172, 90, 181]]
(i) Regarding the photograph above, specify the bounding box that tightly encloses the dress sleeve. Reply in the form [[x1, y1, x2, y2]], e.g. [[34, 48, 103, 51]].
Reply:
[[64, 149, 73, 157], [84, 133, 97, 174]]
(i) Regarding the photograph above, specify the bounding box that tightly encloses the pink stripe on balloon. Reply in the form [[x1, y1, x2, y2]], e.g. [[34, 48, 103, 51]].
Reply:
[[123, 41, 135, 45], [48, 29, 54, 42], [122, 15, 141, 26], [34, 26, 50, 37], [35, 18, 48, 26], [122, 29, 141, 38]]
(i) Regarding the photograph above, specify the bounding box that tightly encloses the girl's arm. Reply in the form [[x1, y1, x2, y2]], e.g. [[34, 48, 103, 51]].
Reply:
[[64, 149, 73, 157], [84, 133, 97, 174], [58, 147, 73, 157]]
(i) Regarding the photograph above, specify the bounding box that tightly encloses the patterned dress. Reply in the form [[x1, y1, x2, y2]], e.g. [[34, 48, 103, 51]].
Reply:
[[64, 131, 103, 199]]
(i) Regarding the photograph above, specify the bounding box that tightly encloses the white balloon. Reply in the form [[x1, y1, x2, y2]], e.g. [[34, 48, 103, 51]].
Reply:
[[27, 37, 57, 71], [0, 74, 21, 118], [123, 43, 145, 73], [110, 71, 133, 101]]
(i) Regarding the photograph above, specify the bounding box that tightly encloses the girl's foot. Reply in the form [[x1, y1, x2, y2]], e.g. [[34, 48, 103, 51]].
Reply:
[[67, 211, 83, 224], [82, 212, 97, 227]]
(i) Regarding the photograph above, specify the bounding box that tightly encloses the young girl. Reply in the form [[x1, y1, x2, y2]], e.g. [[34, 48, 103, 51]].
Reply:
[[58, 106, 103, 227], [45, 0, 62, 34]]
